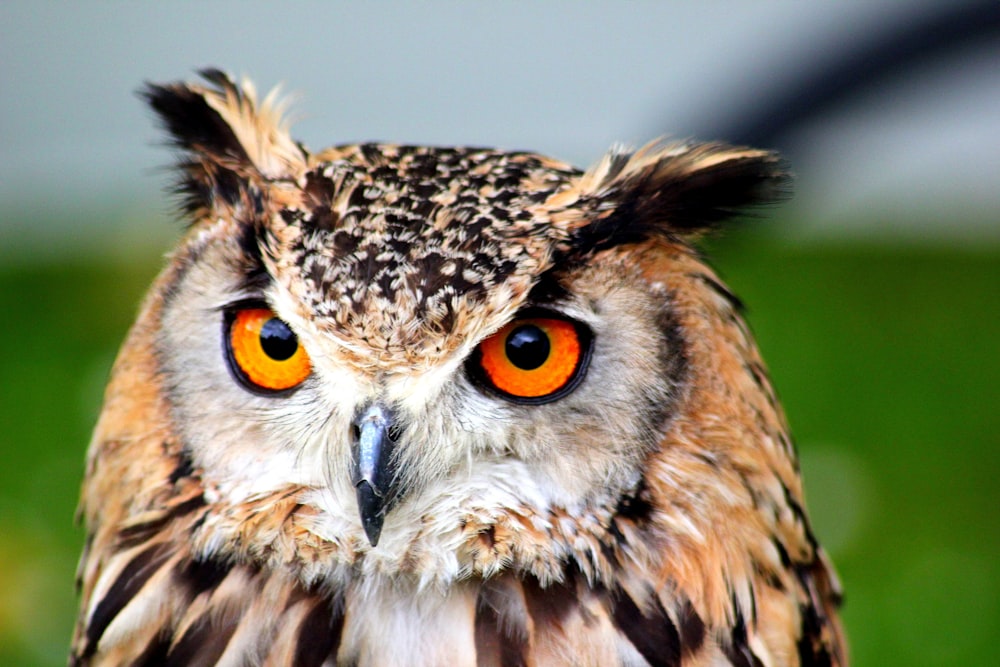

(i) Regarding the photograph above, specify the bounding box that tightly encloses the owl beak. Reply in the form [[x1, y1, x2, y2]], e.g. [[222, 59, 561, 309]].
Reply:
[[350, 403, 397, 547]]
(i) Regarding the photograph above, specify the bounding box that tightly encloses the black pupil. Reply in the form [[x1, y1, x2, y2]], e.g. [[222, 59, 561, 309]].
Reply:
[[505, 324, 550, 370], [259, 318, 298, 361]]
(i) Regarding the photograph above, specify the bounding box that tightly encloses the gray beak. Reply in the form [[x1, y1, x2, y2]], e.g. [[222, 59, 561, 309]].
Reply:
[[350, 403, 397, 546]]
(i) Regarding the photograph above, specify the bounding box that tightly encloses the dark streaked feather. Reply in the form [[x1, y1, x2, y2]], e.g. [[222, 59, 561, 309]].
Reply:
[[292, 598, 346, 667], [723, 607, 765, 667], [164, 614, 237, 667], [81, 542, 173, 659], [475, 578, 530, 667], [606, 587, 682, 667]]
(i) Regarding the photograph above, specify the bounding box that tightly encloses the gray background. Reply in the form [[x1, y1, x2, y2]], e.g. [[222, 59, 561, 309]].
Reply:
[[2, 0, 998, 261]]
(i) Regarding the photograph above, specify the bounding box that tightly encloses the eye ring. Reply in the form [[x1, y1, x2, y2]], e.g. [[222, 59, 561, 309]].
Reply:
[[223, 304, 312, 395], [467, 310, 592, 405]]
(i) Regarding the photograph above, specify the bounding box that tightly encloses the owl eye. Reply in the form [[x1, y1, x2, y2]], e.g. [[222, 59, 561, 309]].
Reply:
[[470, 313, 591, 403], [224, 307, 311, 393]]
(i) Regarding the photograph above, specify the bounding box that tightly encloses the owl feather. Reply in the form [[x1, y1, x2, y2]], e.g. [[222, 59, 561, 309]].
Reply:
[[72, 70, 845, 666]]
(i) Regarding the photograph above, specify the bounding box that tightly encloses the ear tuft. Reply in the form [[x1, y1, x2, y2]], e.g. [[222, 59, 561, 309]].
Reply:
[[142, 70, 252, 167], [141, 69, 305, 221], [566, 141, 790, 253]]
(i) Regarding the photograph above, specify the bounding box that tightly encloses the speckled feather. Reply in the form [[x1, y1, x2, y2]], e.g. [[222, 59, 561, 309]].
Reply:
[[72, 70, 845, 666]]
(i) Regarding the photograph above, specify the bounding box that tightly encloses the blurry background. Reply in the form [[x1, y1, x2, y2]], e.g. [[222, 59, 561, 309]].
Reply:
[[1, 1, 997, 664]]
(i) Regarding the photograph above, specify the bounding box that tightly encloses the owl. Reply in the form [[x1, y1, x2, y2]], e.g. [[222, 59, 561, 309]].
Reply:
[[71, 69, 845, 666]]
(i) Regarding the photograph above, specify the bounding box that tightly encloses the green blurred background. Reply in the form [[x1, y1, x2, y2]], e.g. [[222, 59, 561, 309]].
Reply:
[[2, 2, 998, 665]]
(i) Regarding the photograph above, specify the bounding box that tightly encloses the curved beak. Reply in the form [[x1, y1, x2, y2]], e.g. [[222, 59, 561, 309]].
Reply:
[[350, 403, 397, 546]]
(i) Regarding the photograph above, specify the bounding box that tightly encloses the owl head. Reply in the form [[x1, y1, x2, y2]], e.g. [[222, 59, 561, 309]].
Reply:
[[123, 69, 784, 552], [74, 70, 847, 666]]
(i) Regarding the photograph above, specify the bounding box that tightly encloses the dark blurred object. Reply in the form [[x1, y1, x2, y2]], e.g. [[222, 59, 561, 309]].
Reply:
[[694, 0, 1000, 149]]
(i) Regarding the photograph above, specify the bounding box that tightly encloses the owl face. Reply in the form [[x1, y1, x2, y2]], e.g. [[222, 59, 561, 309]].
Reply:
[[156, 145, 686, 553], [137, 70, 787, 560], [73, 71, 845, 666]]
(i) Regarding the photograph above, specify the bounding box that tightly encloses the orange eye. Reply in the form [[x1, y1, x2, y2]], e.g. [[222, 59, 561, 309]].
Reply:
[[225, 307, 311, 393], [471, 314, 591, 403]]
